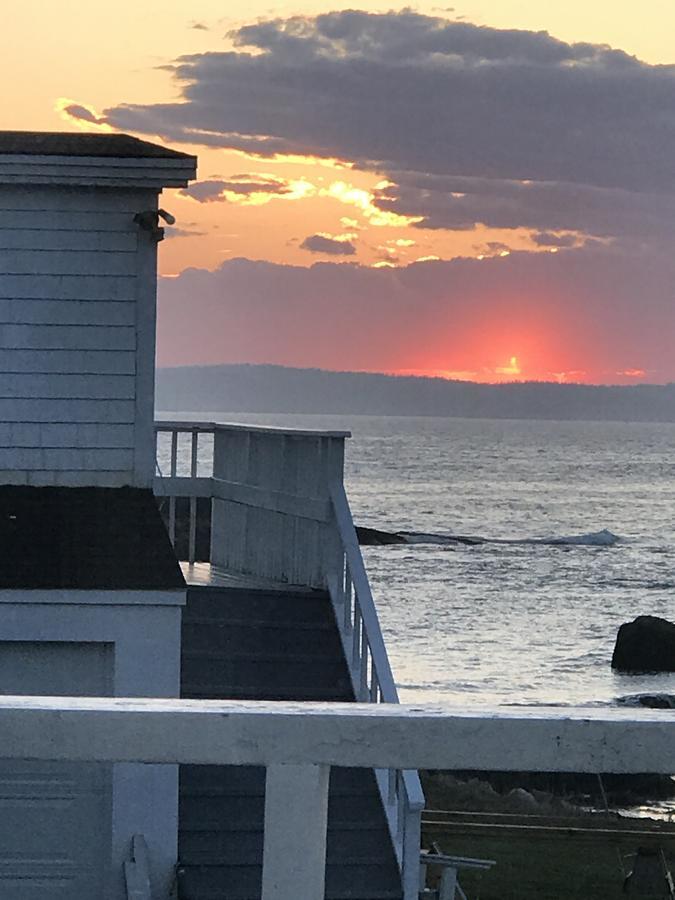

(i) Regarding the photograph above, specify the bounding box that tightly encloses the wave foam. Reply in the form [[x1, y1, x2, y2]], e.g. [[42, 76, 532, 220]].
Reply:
[[397, 528, 620, 548]]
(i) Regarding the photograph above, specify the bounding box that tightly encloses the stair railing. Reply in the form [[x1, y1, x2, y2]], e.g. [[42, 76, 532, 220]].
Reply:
[[328, 482, 425, 900], [154, 420, 425, 899]]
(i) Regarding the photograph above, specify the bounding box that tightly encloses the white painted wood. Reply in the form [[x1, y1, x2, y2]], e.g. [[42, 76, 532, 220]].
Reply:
[[0, 274, 136, 299], [0, 448, 134, 471], [0, 592, 184, 900], [132, 227, 158, 488], [0, 589, 184, 606], [0, 698, 672, 773], [0, 398, 135, 423], [0, 641, 113, 899], [262, 764, 329, 900], [0, 373, 135, 399], [3, 692, 675, 899], [211, 476, 331, 522], [208, 426, 348, 585], [153, 476, 213, 498], [213, 421, 351, 439], [0, 298, 136, 326], [0, 323, 135, 349], [0, 210, 135, 230], [0, 349, 136, 374], [124, 834, 153, 900], [0, 249, 138, 276], [0, 185, 156, 211], [0, 156, 191, 171], [0, 156, 195, 188], [0, 470, 142, 486], [0, 229, 137, 251], [0, 422, 134, 448], [153, 421, 423, 897]]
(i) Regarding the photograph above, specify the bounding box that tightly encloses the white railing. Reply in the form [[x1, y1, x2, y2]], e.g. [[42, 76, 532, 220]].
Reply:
[[3, 697, 674, 900], [328, 481, 425, 899], [153, 419, 423, 897], [154, 421, 215, 564]]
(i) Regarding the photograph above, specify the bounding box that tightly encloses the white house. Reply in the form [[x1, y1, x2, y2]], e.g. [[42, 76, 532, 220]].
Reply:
[[0, 132, 196, 899]]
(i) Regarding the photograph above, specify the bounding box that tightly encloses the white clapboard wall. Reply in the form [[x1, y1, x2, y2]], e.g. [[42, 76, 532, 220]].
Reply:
[[0, 149, 195, 487]]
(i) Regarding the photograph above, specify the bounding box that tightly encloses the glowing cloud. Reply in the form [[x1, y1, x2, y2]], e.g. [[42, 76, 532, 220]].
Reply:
[[321, 182, 422, 227], [617, 368, 647, 379], [180, 174, 316, 206]]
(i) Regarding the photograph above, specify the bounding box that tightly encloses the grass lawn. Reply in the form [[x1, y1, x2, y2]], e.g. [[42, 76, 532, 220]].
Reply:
[[422, 813, 675, 899]]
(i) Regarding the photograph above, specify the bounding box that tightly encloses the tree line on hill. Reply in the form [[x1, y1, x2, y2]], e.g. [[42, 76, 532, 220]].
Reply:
[[156, 364, 675, 423]]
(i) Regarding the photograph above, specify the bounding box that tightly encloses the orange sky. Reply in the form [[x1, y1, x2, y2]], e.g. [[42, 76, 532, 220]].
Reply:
[[2, 1, 673, 384]]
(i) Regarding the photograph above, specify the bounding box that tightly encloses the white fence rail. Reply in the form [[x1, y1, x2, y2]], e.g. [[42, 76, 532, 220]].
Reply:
[[154, 420, 423, 896], [3, 697, 674, 900], [329, 481, 425, 898]]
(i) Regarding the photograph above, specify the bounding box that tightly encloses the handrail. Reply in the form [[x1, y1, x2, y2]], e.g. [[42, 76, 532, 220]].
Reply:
[[155, 419, 351, 439], [328, 481, 425, 899], [153, 420, 425, 897], [329, 482, 401, 704]]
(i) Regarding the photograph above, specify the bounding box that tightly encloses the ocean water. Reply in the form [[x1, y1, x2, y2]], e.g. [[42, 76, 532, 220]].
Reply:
[[160, 413, 675, 709]]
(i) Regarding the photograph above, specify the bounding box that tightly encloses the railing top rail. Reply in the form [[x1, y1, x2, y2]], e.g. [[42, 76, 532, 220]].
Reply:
[[330, 482, 399, 701], [1, 696, 673, 772], [155, 419, 351, 439], [154, 420, 218, 432]]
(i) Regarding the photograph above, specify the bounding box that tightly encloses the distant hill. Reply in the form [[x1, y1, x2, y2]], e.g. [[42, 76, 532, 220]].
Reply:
[[156, 364, 675, 423]]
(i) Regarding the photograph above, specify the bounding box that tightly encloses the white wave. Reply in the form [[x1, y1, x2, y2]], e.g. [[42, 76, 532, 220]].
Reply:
[[397, 528, 620, 547], [544, 528, 619, 547]]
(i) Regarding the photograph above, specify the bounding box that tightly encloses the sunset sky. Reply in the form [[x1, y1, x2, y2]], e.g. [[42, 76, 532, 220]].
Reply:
[[3, 1, 675, 384]]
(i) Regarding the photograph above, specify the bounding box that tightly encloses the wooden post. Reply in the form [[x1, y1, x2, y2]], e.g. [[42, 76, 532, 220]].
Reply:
[[262, 763, 330, 900]]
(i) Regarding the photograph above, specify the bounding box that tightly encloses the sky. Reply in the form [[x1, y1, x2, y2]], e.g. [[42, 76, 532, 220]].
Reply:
[[3, 1, 675, 384]]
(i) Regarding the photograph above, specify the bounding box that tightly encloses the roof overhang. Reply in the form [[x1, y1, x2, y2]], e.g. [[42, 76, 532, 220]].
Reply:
[[0, 153, 196, 189]]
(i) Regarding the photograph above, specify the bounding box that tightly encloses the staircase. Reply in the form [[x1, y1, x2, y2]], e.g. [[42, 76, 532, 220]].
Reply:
[[178, 584, 403, 900]]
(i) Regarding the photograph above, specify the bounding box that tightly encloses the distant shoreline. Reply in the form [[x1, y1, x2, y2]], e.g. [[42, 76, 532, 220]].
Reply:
[[156, 364, 675, 424]]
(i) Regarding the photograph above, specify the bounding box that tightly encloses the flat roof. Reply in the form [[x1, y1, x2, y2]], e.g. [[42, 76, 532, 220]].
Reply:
[[0, 131, 192, 160], [0, 486, 185, 590]]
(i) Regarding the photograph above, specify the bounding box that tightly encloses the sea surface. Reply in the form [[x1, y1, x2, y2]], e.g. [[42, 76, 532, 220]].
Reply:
[[159, 413, 675, 710]]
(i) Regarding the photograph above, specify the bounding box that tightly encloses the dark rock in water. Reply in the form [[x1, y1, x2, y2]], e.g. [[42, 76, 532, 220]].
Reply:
[[356, 526, 407, 546], [617, 694, 675, 709], [611, 615, 675, 673]]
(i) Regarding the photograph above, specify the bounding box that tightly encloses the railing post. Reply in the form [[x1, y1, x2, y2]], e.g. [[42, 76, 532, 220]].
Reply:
[[188, 429, 199, 564], [262, 763, 330, 900], [402, 802, 423, 900]]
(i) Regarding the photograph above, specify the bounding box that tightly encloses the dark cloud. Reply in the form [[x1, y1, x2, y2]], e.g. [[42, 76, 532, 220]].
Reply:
[[300, 234, 356, 255], [164, 226, 206, 239], [62, 104, 107, 126], [531, 231, 579, 248], [105, 12, 675, 195], [373, 172, 675, 239], [190, 22, 209, 31], [156, 245, 675, 382], [179, 175, 292, 202]]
